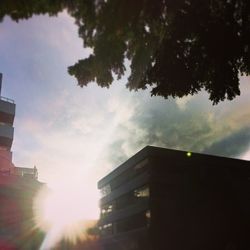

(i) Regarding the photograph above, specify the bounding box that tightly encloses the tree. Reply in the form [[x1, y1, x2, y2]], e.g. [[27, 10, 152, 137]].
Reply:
[[1, 0, 250, 103]]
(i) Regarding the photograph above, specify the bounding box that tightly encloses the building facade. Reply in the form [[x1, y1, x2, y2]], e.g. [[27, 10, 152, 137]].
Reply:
[[0, 74, 44, 249], [0, 73, 16, 176], [98, 146, 250, 250]]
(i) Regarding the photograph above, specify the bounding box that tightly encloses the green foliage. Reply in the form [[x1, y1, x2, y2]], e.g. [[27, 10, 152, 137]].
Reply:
[[1, 0, 250, 103]]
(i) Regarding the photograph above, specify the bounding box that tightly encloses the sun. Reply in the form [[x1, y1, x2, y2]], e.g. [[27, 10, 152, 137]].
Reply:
[[33, 179, 100, 249]]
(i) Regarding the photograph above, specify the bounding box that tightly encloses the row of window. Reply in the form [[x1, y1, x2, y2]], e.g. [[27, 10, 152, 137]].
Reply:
[[99, 210, 151, 236], [101, 186, 150, 217], [99, 223, 113, 236], [101, 203, 113, 216], [100, 159, 149, 198]]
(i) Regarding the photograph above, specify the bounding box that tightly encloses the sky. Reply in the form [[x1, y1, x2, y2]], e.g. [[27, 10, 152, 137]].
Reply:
[[0, 10, 250, 220]]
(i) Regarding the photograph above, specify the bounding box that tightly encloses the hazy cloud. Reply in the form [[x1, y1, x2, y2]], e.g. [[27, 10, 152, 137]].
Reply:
[[204, 127, 250, 157], [103, 78, 250, 169]]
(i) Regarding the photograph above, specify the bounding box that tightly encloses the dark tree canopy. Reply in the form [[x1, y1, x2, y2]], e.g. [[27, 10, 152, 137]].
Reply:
[[1, 0, 250, 103]]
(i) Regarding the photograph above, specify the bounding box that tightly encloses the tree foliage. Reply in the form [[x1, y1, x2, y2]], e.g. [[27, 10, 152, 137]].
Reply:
[[1, 0, 250, 103]]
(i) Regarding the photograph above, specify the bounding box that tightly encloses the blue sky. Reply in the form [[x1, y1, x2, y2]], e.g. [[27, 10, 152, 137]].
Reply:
[[0, 10, 250, 220]]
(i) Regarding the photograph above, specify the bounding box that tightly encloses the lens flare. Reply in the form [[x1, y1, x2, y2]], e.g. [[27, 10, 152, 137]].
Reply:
[[33, 181, 99, 249]]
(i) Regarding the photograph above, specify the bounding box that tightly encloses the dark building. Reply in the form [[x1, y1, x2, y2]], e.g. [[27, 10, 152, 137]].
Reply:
[[0, 74, 44, 249], [98, 146, 250, 250]]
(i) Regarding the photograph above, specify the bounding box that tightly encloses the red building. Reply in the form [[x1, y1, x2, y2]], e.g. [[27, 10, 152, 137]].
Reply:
[[0, 74, 44, 249]]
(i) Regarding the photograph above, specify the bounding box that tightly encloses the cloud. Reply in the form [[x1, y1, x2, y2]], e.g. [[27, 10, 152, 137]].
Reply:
[[242, 148, 250, 160], [103, 77, 250, 168], [12, 76, 135, 183], [175, 95, 194, 110], [203, 127, 250, 157]]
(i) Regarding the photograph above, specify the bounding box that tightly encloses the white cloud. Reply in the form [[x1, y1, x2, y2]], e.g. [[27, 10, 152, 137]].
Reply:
[[241, 148, 250, 160], [175, 94, 194, 110]]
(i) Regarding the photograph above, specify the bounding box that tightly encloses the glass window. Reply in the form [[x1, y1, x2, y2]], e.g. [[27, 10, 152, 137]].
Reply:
[[100, 223, 113, 236], [113, 186, 149, 211], [115, 212, 147, 233], [115, 192, 135, 210], [100, 184, 111, 197], [145, 210, 151, 227], [107, 159, 149, 192], [101, 203, 113, 217], [134, 186, 150, 198]]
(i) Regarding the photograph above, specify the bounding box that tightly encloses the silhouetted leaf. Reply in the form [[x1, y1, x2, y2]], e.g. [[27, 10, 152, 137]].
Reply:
[[1, 0, 250, 103]]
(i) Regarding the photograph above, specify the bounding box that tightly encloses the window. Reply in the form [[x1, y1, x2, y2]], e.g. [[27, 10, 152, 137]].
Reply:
[[106, 159, 149, 192], [134, 186, 150, 198], [115, 192, 135, 210], [113, 186, 149, 211], [99, 223, 113, 236], [145, 210, 151, 227], [100, 184, 111, 197], [101, 203, 113, 217], [115, 212, 148, 233]]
